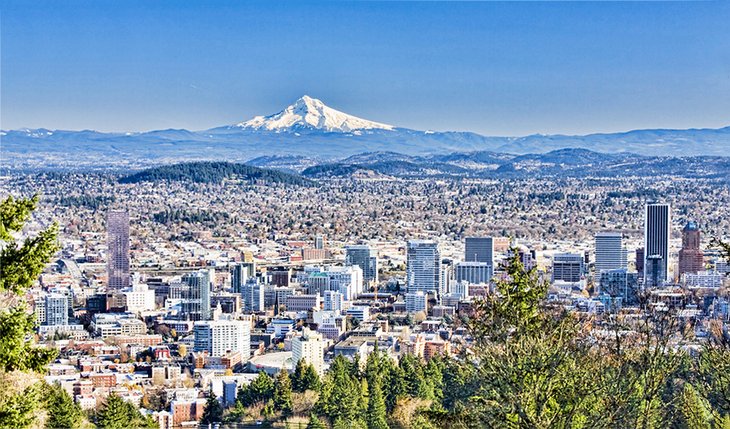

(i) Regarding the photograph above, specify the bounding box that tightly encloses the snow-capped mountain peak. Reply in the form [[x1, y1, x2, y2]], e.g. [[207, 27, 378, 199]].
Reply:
[[235, 95, 395, 133]]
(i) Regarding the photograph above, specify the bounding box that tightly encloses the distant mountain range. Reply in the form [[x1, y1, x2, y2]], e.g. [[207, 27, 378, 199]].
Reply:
[[115, 149, 730, 183], [2, 95, 729, 170]]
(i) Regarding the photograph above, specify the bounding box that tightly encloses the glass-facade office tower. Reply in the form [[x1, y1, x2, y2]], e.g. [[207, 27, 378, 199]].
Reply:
[[107, 210, 130, 290], [45, 293, 69, 326], [173, 269, 212, 321], [345, 245, 378, 284], [454, 261, 492, 284], [464, 237, 494, 267], [407, 240, 441, 294], [644, 203, 670, 284], [231, 262, 256, 293], [595, 232, 625, 277]]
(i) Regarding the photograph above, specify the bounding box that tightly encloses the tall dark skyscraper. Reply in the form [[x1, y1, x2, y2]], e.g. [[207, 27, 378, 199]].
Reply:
[[678, 221, 704, 277], [644, 203, 670, 284], [107, 210, 130, 290], [464, 237, 494, 267], [345, 245, 378, 284]]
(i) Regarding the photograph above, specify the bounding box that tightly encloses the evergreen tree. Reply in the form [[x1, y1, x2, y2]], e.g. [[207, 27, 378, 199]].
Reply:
[[96, 393, 130, 429], [384, 363, 406, 412], [301, 362, 322, 392], [315, 356, 364, 423], [367, 381, 389, 429], [678, 384, 713, 429], [200, 393, 224, 425], [292, 358, 308, 392], [239, 371, 275, 406], [223, 400, 247, 423], [0, 195, 60, 429], [44, 383, 84, 429], [273, 369, 293, 417], [306, 414, 326, 429]]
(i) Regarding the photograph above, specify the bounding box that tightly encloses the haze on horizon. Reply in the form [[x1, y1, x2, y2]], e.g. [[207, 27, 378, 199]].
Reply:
[[1, 0, 729, 136]]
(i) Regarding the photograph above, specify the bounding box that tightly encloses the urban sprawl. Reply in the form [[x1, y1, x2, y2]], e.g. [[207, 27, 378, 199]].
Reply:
[[3, 172, 730, 428]]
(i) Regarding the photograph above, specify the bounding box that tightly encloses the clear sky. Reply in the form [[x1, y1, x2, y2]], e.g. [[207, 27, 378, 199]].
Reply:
[[1, 0, 729, 136]]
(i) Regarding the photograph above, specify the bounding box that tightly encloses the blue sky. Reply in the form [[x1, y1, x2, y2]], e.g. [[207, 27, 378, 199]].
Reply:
[[1, 0, 729, 135]]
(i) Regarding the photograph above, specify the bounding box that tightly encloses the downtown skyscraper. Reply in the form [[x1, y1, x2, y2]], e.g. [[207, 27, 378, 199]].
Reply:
[[644, 202, 671, 284], [679, 221, 704, 277], [406, 240, 441, 294], [345, 245, 378, 285], [107, 210, 130, 290], [595, 232, 626, 277], [464, 237, 494, 267]]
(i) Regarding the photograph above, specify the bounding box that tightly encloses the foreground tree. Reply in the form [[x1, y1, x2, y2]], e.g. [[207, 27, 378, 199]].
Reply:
[[367, 380, 389, 429], [238, 371, 275, 407], [95, 393, 157, 429], [200, 393, 224, 425], [44, 382, 84, 429], [439, 248, 688, 428], [274, 368, 294, 418], [0, 195, 59, 428]]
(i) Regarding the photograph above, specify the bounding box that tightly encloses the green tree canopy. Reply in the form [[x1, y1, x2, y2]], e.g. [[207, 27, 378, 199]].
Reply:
[[200, 393, 224, 425]]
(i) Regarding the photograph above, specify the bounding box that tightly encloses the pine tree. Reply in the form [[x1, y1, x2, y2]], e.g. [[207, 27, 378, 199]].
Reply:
[[384, 363, 406, 412], [367, 381, 389, 429], [96, 393, 131, 429], [301, 362, 321, 391], [44, 383, 84, 429], [239, 371, 275, 406], [273, 369, 293, 417], [0, 195, 60, 429], [306, 414, 327, 429], [200, 393, 224, 425], [292, 358, 308, 392], [678, 384, 713, 429]]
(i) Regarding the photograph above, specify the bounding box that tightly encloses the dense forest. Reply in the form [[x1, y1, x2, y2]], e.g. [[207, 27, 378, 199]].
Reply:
[[56, 195, 116, 210], [118, 162, 312, 186], [152, 209, 230, 226]]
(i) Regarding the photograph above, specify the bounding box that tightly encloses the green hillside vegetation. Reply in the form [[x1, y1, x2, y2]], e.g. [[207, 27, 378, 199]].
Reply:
[[119, 161, 312, 185]]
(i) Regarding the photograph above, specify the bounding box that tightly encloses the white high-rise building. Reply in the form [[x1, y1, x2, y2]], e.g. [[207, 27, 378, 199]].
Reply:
[[324, 290, 344, 312], [644, 203, 671, 283], [193, 317, 251, 359], [405, 291, 428, 314], [595, 232, 625, 277], [292, 328, 325, 375], [407, 240, 441, 294], [123, 283, 156, 313], [45, 293, 69, 326], [241, 278, 265, 313]]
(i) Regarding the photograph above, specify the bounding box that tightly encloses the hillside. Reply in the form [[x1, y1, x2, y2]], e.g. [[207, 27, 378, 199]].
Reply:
[[118, 161, 311, 185]]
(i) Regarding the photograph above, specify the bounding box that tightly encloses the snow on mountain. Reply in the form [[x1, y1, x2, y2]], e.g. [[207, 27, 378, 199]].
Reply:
[[234, 95, 395, 133]]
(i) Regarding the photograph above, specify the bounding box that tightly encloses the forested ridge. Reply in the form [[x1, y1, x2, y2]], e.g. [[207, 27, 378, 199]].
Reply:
[[119, 161, 312, 185]]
